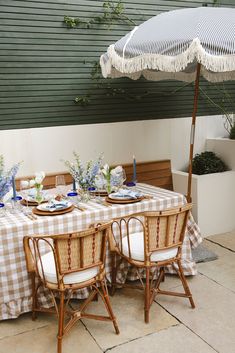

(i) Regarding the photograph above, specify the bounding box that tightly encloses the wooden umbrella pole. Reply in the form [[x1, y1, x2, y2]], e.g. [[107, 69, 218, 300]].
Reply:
[[186, 63, 201, 203]]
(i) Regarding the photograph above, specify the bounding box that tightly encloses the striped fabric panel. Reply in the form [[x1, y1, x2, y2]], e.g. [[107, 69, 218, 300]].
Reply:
[[101, 7, 235, 82]]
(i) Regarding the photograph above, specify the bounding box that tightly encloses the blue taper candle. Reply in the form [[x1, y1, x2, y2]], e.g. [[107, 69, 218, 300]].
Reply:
[[72, 178, 76, 192], [133, 155, 137, 183], [12, 177, 17, 200]]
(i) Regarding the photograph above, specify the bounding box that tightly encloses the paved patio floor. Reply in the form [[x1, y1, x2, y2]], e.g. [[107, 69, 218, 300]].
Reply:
[[1, 231, 234, 353]]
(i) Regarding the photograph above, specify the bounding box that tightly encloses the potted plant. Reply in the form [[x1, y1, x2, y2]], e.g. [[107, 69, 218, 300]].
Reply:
[[172, 151, 235, 237]]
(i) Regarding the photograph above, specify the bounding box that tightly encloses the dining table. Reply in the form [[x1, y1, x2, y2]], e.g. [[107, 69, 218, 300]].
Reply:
[[0, 183, 202, 320]]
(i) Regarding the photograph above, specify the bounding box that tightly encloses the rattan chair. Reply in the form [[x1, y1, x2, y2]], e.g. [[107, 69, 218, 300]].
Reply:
[[23, 222, 119, 353], [110, 204, 195, 323]]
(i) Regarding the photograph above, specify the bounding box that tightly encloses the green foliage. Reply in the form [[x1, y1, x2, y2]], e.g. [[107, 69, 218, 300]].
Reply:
[[64, 16, 89, 28], [74, 95, 90, 106], [199, 85, 235, 138], [91, 62, 102, 81], [213, 0, 221, 6], [192, 151, 227, 175], [229, 123, 235, 139], [64, 1, 136, 29]]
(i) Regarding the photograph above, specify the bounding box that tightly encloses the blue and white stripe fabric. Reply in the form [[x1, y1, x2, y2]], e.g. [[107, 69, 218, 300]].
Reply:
[[100, 7, 235, 82]]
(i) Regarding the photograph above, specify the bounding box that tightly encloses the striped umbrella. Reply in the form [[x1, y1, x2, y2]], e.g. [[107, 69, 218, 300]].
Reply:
[[100, 7, 235, 202]]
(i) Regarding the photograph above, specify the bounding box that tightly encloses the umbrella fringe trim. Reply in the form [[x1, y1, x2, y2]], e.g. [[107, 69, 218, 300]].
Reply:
[[100, 38, 235, 81]]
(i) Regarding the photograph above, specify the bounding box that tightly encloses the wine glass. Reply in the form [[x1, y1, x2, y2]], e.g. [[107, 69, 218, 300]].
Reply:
[[115, 168, 126, 190], [55, 175, 66, 198], [120, 168, 126, 186]]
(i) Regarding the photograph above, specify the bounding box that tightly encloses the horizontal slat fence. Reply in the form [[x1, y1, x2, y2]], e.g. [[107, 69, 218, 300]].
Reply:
[[0, 0, 235, 130]]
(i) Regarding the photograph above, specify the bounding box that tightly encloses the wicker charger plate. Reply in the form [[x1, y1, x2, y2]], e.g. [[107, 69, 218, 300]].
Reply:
[[105, 196, 142, 204], [90, 190, 108, 197], [32, 205, 74, 216], [21, 199, 47, 207]]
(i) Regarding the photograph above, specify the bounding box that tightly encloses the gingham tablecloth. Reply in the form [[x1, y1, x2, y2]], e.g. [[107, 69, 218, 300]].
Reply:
[[0, 184, 202, 320]]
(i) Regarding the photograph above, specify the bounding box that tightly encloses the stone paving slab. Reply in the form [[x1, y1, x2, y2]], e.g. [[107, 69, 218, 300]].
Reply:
[[0, 312, 54, 340], [0, 319, 102, 353], [197, 239, 235, 292], [108, 324, 217, 353], [156, 274, 235, 353], [207, 231, 235, 252], [82, 287, 178, 351]]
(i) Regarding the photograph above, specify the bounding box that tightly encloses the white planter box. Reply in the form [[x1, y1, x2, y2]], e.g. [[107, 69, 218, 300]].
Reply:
[[172, 170, 235, 237], [207, 138, 235, 170]]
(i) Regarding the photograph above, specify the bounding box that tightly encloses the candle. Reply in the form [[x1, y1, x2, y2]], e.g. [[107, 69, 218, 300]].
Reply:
[[72, 178, 76, 192], [12, 177, 17, 200], [132, 155, 137, 183]]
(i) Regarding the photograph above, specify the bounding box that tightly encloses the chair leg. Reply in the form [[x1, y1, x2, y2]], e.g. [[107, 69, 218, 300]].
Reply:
[[145, 267, 150, 324], [177, 260, 195, 309], [110, 252, 117, 296], [154, 267, 165, 292], [57, 291, 65, 353], [100, 281, 120, 334], [31, 273, 38, 321]]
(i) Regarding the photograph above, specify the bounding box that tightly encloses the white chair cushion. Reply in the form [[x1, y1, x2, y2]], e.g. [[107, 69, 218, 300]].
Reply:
[[38, 251, 99, 285], [122, 232, 178, 262]]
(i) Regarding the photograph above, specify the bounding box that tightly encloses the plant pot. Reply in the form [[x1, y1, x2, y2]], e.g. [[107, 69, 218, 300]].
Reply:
[[172, 170, 235, 237]]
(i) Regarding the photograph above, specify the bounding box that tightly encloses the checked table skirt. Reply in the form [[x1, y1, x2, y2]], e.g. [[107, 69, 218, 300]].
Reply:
[[0, 184, 202, 320]]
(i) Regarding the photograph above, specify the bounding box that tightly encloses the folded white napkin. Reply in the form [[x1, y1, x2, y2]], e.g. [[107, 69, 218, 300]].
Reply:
[[45, 200, 69, 212], [111, 189, 143, 199]]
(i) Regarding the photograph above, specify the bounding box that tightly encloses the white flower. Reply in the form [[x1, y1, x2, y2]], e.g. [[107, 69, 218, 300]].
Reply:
[[34, 171, 45, 184], [95, 174, 105, 189], [101, 164, 110, 176], [20, 180, 29, 189], [29, 179, 35, 187]]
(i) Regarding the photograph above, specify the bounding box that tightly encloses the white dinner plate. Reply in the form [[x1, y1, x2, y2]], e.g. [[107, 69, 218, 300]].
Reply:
[[108, 193, 134, 200], [37, 202, 71, 212]]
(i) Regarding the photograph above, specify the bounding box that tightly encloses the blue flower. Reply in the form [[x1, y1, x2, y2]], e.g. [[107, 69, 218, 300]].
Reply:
[[64, 153, 103, 190], [0, 156, 21, 200]]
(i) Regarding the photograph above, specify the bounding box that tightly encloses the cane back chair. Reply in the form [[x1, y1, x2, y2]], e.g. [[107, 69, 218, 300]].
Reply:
[[110, 204, 195, 323], [23, 222, 119, 353]]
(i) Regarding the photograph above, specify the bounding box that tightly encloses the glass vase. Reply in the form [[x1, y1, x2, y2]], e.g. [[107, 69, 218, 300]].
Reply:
[[35, 187, 43, 204], [79, 188, 91, 203], [105, 179, 112, 195]]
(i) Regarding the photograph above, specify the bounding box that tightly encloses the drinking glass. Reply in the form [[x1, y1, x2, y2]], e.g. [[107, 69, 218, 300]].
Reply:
[[67, 191, 79, 206], [20, 180, 30, 215], [120, 168, 126, 186], [55, 175, 66, 197], [115, 168, 126, 190], [10, 196, 23, 214], [0, 202, 5, 218]]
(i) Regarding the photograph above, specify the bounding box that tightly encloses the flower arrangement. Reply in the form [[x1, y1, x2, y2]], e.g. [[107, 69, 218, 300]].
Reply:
[[101, 164, 125, 193], [31, 172, 45, 203], [21, 171, 45, 203], [64, 152, 103, 190], [0, 155, 21, 201]]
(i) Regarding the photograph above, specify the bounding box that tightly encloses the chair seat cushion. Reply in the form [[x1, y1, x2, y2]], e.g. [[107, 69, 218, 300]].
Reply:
[[122, 232, 178, 262], [38, 251, 99, 285]]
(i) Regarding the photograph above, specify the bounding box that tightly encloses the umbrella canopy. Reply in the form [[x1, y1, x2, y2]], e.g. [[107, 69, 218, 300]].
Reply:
[[100, 7, 235, 202]]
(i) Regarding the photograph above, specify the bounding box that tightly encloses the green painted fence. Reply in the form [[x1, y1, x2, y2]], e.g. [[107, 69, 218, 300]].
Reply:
[[0, 0, 235, 130]]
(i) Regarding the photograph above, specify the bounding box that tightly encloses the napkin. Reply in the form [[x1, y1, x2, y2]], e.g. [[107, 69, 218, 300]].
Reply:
[[111, 189, 143, 199], [45, 200, 69, 212]]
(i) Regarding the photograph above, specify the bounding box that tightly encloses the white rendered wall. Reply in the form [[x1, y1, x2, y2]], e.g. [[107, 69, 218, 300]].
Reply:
[[0, 115, 225, 177], [207, 138, 235, 170]]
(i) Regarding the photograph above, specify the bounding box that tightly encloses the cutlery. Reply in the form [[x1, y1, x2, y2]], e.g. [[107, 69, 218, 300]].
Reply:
[[74, 205, 86, 212]]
